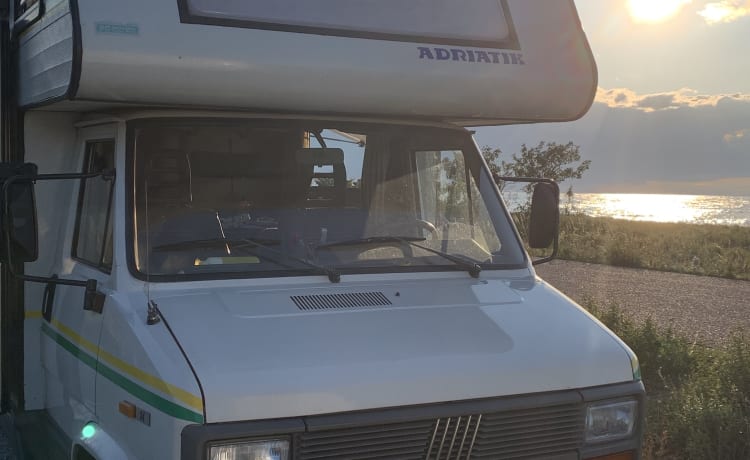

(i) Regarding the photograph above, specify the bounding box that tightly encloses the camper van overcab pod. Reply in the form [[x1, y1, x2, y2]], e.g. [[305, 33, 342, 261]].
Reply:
[[0, 1, 644, 459]]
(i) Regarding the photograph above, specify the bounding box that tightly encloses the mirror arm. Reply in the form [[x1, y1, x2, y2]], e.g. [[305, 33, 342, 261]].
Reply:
[[4, 169, 115, 184], [532, 234, 559, 266], [496, 176, 558, 186], [5, 269, 91, 288]]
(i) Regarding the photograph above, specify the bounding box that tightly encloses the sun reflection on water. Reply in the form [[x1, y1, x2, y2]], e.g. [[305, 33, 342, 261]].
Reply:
[[569, 194, 750, 226]]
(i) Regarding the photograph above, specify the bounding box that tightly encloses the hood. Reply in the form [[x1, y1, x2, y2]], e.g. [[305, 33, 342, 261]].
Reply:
[[156, 275, 635, 423]]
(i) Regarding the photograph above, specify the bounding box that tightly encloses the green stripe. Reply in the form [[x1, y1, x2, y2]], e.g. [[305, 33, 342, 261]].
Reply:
[[41, 323, 204, 424]]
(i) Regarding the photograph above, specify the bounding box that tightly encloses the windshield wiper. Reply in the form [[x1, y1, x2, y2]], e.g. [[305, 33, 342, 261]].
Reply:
[[402, 239, 482, 278], [317, 236, 426, 249], [152, 237, 342, 283], [317, 236, 482, 278]]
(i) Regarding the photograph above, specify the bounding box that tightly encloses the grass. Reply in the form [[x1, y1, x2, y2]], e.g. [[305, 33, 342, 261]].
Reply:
[[513, 204, 750, 456], [587, 300, 750, 459], [556, 213, 750, 280]]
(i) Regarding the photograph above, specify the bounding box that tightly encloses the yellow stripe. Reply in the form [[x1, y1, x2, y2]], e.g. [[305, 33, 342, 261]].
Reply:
[[45, 318, 202, 412], [25, 311, 43, 319]]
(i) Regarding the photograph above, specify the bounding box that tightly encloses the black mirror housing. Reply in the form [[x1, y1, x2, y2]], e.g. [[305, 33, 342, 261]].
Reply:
[[528, 182, 560, 249], [0, 163, 39, 263]]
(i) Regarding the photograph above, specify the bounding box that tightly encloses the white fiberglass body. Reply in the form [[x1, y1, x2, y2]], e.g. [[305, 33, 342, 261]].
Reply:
[[18, 0, 596, 125], [13, 112, 643, 459]]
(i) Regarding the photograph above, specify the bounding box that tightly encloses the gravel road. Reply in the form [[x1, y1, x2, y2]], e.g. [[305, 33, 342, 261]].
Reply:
[[535, 260, 750, 344]]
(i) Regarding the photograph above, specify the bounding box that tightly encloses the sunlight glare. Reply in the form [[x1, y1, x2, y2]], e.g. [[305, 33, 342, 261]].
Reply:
[[698, 2, 747, 24], [627, 0, 692, 23], [570, 194, 750, 226], [596, 194, 700, 222]]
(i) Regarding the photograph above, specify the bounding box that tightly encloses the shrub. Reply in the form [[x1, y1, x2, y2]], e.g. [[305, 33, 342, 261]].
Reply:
[[607, 238, 644, 268], [586, 302, 750, 459], [555, 215, 750, 280]]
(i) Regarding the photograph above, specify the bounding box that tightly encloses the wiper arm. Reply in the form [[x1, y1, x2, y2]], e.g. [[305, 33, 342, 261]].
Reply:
[[317, 236, 482, 278], [153, 237, 280, 252], [152, 237, 341, 283]]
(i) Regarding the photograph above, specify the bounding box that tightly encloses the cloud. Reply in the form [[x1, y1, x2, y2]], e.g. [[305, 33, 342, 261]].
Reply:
[[594, 177, 750, 196], [636, 94, 676, 111], [475, 87, 750, 195], [627, 0, 693, 24], [595, 87, 750, 112], [699, 0, 750, 24], [723, 128, 750, 142]]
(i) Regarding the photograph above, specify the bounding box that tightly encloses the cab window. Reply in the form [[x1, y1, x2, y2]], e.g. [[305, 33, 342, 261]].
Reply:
[[72, 140, 116, 271]]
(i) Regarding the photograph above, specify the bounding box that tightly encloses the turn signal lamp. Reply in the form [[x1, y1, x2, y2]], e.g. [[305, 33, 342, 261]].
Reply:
[[81, 422, 97, 440]]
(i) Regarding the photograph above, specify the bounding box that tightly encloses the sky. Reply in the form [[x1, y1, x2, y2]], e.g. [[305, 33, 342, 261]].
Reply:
[[475, 0, 750, 196]]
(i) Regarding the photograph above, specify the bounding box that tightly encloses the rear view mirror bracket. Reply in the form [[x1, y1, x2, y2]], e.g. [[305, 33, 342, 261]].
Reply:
[[0, 162, 115, 311]]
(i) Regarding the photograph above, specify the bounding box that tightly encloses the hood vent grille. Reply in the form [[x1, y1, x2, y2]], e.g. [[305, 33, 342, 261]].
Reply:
[[291, 292, 392, 311]]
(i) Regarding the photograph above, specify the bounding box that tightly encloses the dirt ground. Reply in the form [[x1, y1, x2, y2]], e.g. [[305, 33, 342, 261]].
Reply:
[[535, 259, 750, 344]]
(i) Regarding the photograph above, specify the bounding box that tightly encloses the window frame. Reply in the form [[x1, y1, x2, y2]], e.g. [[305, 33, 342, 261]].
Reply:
[[13, 0, 44, 33], [175, 0, 520, 50], [71, 139, 117, 273], [124, 118, 529, 282]]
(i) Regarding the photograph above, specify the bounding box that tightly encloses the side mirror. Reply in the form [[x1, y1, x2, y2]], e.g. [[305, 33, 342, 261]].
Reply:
[[0, 163, 110, 315], [1, 163, 39, 263], [528, 182, 559, 249]]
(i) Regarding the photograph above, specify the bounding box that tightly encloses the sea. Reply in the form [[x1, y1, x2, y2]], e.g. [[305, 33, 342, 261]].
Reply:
[[566, 193, 750, 227]]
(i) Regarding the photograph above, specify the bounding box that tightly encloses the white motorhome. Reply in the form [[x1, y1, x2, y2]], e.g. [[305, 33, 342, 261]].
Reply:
[[0, 1, 644, 459]]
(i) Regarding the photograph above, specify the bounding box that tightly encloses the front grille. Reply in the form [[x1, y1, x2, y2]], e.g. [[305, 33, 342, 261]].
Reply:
[[472, 405, 584, 459], [295, 403, 584, 459], [426, 416, 482, 459], [296, 419, 435, 459]]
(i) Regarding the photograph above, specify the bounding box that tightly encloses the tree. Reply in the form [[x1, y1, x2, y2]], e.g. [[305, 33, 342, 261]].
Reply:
[[481, 141, 590, 192], [482, 141, 590, 226], [481, 146, 504, 185]]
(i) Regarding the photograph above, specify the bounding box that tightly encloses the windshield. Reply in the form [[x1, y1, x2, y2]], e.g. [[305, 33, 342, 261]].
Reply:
[[130, 119, 525, 279]]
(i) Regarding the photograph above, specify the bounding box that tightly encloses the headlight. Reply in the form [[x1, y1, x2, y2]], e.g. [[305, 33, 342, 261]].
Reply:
[[209, 439, 289, 460], [585, 400, 637, 443]]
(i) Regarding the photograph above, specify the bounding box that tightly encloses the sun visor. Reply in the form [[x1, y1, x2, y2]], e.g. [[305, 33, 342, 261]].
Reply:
[[19, 0, 596, 125]]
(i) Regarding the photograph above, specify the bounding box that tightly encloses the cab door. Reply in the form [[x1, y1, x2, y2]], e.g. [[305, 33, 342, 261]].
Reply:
[[41, 125, 117, 431]]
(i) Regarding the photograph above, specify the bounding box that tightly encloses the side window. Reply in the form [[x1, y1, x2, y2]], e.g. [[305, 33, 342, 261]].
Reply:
[[73, 140, 116, 271], [414, 150, 501, 252]]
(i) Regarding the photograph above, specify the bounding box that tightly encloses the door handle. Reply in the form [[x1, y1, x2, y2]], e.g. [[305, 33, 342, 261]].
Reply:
[[41, 275, 58, 322]]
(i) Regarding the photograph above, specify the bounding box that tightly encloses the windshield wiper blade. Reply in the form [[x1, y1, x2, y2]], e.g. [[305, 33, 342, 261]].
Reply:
[[153, 237, 341, 283], [316, 236, 426, 249], [317, 236, 482, 278], [398, 238, 482, 278], [234, 238, 341, 283]]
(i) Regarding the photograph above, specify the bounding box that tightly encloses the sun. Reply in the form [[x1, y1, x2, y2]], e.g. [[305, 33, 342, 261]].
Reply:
[[627, 0, 691, 23]]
